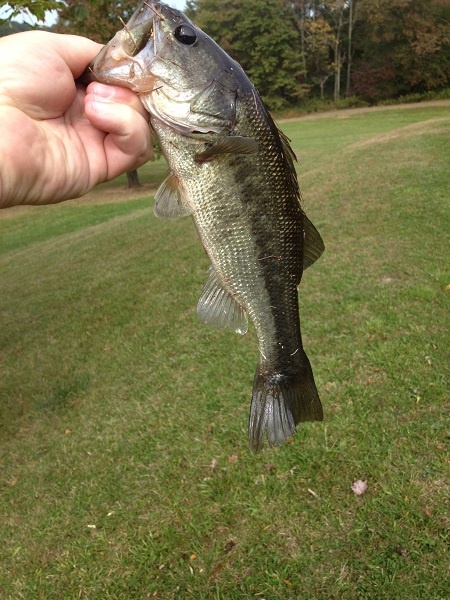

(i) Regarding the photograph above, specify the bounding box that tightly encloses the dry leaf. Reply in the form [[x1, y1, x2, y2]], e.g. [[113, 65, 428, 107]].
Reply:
[[209, 459, 218, 470], [351, 480, 368, 495], [217, 525, 229, 534], [209, 563, 223, 579], [224, 540, 236, 553], [228, 454, 238, 463]]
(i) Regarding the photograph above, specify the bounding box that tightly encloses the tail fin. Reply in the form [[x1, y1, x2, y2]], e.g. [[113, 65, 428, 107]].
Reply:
[[248, 352, 323, 451]]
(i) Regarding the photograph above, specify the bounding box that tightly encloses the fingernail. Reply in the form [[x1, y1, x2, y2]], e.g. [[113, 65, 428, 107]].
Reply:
[[91, 99, 110, 114], [91, 82, 114, 98]]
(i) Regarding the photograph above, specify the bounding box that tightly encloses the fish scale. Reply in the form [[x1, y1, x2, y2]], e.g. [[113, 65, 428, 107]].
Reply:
[[84, 0, 325, 450]]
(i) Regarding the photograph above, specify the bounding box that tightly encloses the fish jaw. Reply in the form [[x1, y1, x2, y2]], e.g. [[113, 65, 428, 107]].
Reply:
[[86, 2, 160, 93]]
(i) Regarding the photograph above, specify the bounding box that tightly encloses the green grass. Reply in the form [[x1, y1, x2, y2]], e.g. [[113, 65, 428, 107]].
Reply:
[[1, 104, 449, 599]]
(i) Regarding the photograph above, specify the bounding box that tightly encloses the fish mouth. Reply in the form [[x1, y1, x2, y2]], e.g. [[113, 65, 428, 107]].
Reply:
[[82, 2, 164, 90]]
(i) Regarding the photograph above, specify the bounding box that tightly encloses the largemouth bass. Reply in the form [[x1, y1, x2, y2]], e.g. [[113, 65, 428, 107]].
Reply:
[[85, 1, 325, 450]]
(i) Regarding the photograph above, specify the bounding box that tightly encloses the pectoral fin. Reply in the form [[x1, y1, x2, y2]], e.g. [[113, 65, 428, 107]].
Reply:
[[195, 137, 258, 163], [154, 173, 191, 220], [303, 213, 325, 269], [197, 266, 248, 335]]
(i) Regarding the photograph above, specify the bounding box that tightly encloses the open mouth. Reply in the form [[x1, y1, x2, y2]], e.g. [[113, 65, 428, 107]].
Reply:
[[114, 16, 154, 58]]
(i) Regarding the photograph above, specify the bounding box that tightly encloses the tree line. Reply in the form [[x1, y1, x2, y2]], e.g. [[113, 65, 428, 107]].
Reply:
[[186, 0, 450, 109], [2, 0, 450, 111]]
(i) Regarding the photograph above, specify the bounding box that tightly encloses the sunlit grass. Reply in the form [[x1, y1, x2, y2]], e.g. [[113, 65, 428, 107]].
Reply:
[[0, 104, 449, 599]]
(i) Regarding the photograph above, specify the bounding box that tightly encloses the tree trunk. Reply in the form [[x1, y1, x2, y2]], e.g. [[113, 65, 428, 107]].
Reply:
[[334, 44, 341, 102], [333, 3, 344, 103], [299, 0, 307, 77], [346, 0, 357, 97], [127, 170, 141, 188]]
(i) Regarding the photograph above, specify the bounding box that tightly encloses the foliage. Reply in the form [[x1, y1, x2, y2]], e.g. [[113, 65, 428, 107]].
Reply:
[[4, 0, 450, 105], [54, 0, 138, 43], [353, 0, 450, 100], [0, 19, 32, 35], [1, 103, 449, 598], [0, 0, 59, 24], [188, 0, 450, 105]]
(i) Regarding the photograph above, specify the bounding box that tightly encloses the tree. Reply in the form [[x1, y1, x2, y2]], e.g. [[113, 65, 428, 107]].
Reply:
[[345, 0, 358, 97], [329, 0, 345, 102], [352, 0, 450, 100], [187, 0, 306, 110], [55, 0, 137, 43], [304, 15, 336, 99]]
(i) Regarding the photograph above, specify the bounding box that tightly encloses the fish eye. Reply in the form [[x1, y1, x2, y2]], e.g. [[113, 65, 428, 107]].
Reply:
[[174, 24, 197, 45]]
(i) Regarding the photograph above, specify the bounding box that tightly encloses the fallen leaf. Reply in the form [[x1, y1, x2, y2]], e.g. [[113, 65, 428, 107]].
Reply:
[[265, 463, 276, 472], [209, 459, 218, 470], [190, 554, 197, 560], [224, 540, 236, 553], [424, 507, 431, 518], [394, 546, 408, 558], [228, 454, 238, 463], [209, 563, 223, 579], [217, 525, 229, 534], [351, 480, 368, 496]]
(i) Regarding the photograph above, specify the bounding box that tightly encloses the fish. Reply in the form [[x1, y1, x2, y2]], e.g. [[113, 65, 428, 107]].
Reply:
[[84, 1, 325, 451]]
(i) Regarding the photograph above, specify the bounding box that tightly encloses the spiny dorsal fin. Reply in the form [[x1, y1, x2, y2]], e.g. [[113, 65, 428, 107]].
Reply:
[[303, 213, 325, 269], [154, 172, 191, 220], [195, 136, 258, 163], [197, 266, 248, 335], [277, 127, 297, 165]]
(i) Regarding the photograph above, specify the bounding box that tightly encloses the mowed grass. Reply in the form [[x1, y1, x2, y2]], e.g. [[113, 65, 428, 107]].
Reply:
[[1, 103, 449, 599]]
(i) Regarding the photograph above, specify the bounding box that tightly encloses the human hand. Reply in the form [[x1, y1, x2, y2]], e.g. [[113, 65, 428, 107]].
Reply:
[[0, 31, 153, 208]]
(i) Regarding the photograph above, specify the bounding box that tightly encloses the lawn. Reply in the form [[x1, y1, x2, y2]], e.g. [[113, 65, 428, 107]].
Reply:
[[1, 102, 449, 599]]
